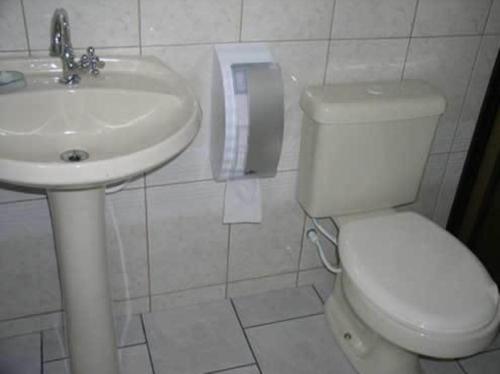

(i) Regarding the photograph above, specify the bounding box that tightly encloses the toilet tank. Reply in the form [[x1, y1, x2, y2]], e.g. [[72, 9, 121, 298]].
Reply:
[[298, 80, 446, 218]]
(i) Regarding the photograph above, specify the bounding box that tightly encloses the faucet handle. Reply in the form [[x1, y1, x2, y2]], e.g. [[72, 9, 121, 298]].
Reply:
[[80, 46, 105, 75]]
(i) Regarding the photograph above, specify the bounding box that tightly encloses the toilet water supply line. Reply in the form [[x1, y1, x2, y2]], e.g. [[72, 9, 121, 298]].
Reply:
[[307, 218, 342, 274]]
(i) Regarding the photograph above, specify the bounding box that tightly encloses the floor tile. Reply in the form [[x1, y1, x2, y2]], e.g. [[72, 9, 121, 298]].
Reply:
[[297, 268, 336, 302], [488, 330, 500, 350], [43, 344, 153, 374], [246, 315, 356, 374], [460, 349, 500, 374], [211, 365, 260, 374], [0, 333, 41, 374], [420, 358, 464, 373], [143, 300, 254, 374], [117, 345, 154, 374], [44, 359, 70, 374], [42, 314, 145, 361], [227, 273, 297, 298], [232, 286, 323, 328]]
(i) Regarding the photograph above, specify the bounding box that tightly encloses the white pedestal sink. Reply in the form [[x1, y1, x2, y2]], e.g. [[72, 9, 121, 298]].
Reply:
[[0, 56, 201, 373]]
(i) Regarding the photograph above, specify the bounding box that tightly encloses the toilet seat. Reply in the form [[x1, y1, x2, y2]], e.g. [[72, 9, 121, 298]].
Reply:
[[338, 212, 500, 357]]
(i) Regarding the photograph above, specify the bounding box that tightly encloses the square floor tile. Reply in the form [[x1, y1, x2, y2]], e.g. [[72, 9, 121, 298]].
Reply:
[[246, 315, 356, 374], [0, 333, 41, 374], [232, 286, 323, 328], [460, 349, 500, 374], [143, 300, 254, 374], [488, 330, 500, 350], [43, 344, 153, 374], [212, 365, 260, 374], [42, 314, 145, 361], [420, 358, 464, 373], [297, 268, 336, 303]]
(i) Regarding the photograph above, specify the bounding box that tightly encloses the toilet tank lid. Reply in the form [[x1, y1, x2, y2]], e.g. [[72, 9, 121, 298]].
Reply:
[[300, 80, 446, 124]]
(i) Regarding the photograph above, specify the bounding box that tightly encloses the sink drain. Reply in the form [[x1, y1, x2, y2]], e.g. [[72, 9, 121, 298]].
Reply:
[[60, 149, 89, 162]]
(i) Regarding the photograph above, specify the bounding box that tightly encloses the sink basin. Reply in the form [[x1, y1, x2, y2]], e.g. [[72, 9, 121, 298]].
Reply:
[[0, 56, 201, 188]]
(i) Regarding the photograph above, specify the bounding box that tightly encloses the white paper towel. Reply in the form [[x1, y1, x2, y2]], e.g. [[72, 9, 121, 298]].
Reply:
[[223, 179, 262, 223]]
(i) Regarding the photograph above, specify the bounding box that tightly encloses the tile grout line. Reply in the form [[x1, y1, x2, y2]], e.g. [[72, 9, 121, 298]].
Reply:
[[19, 0, 31, 56], [18, 33, 492, 57], [294, 214, 308, 287], [42, 342, 149, 364], [145, 169, 298, 190], [205, 362, 257, 374], [143, 178, 153, 313], [0, 309, 62, 324], [482, 0, 497, 35], [40, 332, 43, 374], [137, 0, 143, 56], [140, 314, 157, 374], [321, 0, 337, 84], [224, 224, 232, 299], [311, 283, 326, 304], [457, 360, 469, 374], [239, 0, 245, 42], [400, 0, 421, 81], [430, 35, 484, 220], [229, 299, 263, 374], [244, 312, 324, 330]]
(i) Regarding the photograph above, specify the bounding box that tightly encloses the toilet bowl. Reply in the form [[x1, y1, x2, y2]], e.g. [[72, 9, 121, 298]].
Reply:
[[324, 211, 500, 374], [296, 80, 500, 373]]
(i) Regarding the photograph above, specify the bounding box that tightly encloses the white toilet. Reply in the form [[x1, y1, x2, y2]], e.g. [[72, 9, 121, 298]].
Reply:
[[297, 80, 500, 374]]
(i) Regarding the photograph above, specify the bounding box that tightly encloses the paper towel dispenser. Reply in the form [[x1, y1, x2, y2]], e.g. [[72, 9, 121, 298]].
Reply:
[[211, 44, 284, 182]]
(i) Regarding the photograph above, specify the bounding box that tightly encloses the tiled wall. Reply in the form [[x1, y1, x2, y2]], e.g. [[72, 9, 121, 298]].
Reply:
[[1, 0, 499, 335]]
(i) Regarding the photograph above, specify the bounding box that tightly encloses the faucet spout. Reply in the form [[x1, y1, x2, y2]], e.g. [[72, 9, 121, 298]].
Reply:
[[50, 8, 72, 58], [49, 9, 105, 85]]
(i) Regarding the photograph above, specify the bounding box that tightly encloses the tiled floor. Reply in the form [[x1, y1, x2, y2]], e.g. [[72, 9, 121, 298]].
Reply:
[[1, 284, 500, 374]]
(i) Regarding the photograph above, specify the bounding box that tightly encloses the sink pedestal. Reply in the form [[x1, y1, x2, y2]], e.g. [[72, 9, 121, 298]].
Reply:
[[48, 188, 119, 374]]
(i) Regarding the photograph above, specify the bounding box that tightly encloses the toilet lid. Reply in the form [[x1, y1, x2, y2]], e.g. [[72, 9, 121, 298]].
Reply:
[[339, 212, 499, 334]]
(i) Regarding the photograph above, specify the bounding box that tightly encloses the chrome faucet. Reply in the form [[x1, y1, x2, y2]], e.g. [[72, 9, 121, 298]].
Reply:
[[49, 9, 104, 85]]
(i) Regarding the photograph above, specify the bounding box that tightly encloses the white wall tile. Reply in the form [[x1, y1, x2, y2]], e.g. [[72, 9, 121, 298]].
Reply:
[[23, 0, 139, 50], [227, 273, 297, 298], [112, 297, 150, 317], [106, 189, 148, 300], [326, 38, 408, 83], [266, 41, 329, 171], [399, 153, 448, 219], [0, 312, 62, 340], [297, 268, 335, 301], [151, 284, 226, 311], [420, 358, 464, 374], [0, 200, 60, 320], [300, 217, 338, 270], [433, 152, 467, 227], [144, 44, 214, 185], [0, 333, 41, 374], [460, 349, 500, 374], [453, 35, 500, 152], [404, 36, 481, 153], [0, 0, 28, 51], [0, 184, 44, 204], [486, 0, 500, 34], [413, 0, 491, 37], [29, 46, 141, 59], [229, 172, 304, 281], [0, 51, 29, 58], [241, 0, 333, 41], [147, 181, 228, 294], [141, 0, 241, 45], [332, 0, 417, 39]]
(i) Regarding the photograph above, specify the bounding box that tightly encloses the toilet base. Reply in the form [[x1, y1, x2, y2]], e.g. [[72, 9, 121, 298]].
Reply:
[[325, 275, 422, 374]]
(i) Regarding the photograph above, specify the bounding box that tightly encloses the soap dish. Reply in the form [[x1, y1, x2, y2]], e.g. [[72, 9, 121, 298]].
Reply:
[[0, 71, 26, 93]]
